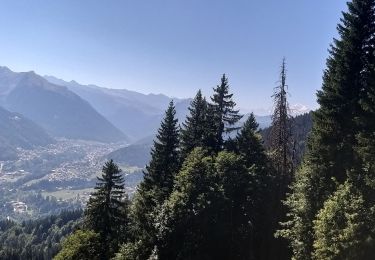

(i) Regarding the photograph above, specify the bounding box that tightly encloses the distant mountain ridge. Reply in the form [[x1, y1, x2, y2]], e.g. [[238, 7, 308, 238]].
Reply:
[[0, 67, 128, 143], [44, 75, 191, 141], [44, 76, 275, 140], [0, 106, 55, 161]]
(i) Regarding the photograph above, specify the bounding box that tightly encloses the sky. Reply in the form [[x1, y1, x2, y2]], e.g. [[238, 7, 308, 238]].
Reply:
[[0, 0, 348, 115]]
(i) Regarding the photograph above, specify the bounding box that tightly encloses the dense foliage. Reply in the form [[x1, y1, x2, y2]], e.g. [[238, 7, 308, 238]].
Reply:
[[0, 209, 82, 260], [278, 0, 375, 259], [84, 160, 130, 259], [112, 74, 280, 260], [5, 1, 375, 259], [54, 230, 102, 260]]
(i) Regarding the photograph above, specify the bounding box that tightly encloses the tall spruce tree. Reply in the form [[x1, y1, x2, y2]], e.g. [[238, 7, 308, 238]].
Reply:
[[143, 100, 180, 202], [127, 101, 180, 259], [209, 74, 243, 152], [356, 1, 375, 190], [235, 113, 276, 260], [180, 90, 208, 159], [85, 160, 128, 259], [278, 1, 375, 259], [236, 113, 268, 169]]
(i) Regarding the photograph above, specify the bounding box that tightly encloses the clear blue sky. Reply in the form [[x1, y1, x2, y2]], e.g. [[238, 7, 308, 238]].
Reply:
[[0, 0, 348, 114]]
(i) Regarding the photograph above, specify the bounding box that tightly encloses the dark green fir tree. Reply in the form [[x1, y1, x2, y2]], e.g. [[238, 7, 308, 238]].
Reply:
[[126, 101, 180, 259], [236, 113, 268, 169], [278, 1, 375, 259], [85, 160, 128, 259], [209, 74, 243, 152], [235, 113, 276, 260], [180, 90, 208, 159]]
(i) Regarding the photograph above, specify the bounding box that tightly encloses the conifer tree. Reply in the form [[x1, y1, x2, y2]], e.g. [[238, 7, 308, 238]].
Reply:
[[279, 1, 375, 259], [85, 160, 128, 259], [180, 90, 208, 159], [127, 101, 180, 259], [209, 74, 243, 152], [235, 113, 276, 259], [202, 103, 219, 153], [144, 101, 180, 201], [236, 113, 268, 169], [356, 1, 375, 190]]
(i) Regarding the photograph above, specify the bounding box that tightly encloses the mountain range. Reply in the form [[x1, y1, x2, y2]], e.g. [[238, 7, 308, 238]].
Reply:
[[44, 75, 191, 140], [0, 67, 127, 143], [0, 106, 55, 160], [0, 66, 278, 155]]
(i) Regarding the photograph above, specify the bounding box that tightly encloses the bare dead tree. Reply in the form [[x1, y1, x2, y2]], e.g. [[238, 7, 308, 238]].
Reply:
[[269, 58, 295, 181]]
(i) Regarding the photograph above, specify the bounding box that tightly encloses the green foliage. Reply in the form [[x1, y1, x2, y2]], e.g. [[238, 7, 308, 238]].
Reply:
[[209, 74, 243, 152], [280, 1, 375, 259], [313, 182, 375, 260], [129, 101, 180, 259], [154, 148, 226, 259], [85, 159, 129, 258], [0, 210, 82, 260], [236, 113, 268, 168], [143, 100, 180, 202], [180, 90, 208, 159], [277, 165, 317, 259], [114, 240, 146, 260], [53, 230, 101, 260], [152, 148, 270, 259]]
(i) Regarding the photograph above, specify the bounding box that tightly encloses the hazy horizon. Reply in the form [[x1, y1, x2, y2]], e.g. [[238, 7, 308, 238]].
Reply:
[[0, 1, 348, 113]]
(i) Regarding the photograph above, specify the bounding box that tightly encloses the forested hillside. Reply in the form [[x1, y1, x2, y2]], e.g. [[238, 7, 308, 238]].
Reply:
[[2, 0, 375, 259], [261, 112, 313, 165], [52, 71, 293, 259], [0, 210, 82, 259], [0, 106, 55, 160], [55, 1, 375, 259]]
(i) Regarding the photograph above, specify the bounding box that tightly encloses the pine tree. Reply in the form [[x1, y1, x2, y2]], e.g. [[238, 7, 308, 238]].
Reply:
[[202, 103, 220, 153], [128, 101, 180, 259], [356, 1, 375, 190], [235, 113, 275, 260], [180, 90, 208, 159], [85, 160, 128, 259], [279, 1, 375, 259], [236, 113, 268, 168], [209, 74, 243, 152], [144, 101, 180, 201]]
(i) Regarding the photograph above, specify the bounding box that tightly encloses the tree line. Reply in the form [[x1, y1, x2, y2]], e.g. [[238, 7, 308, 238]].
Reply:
[[0, 209, 82, 259], [56, 69, 293, 260], [55, 0, 375, 259]]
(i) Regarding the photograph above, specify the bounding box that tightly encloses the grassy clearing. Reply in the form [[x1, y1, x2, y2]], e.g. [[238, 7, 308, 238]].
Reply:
[[42, 188, 94, 200]]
